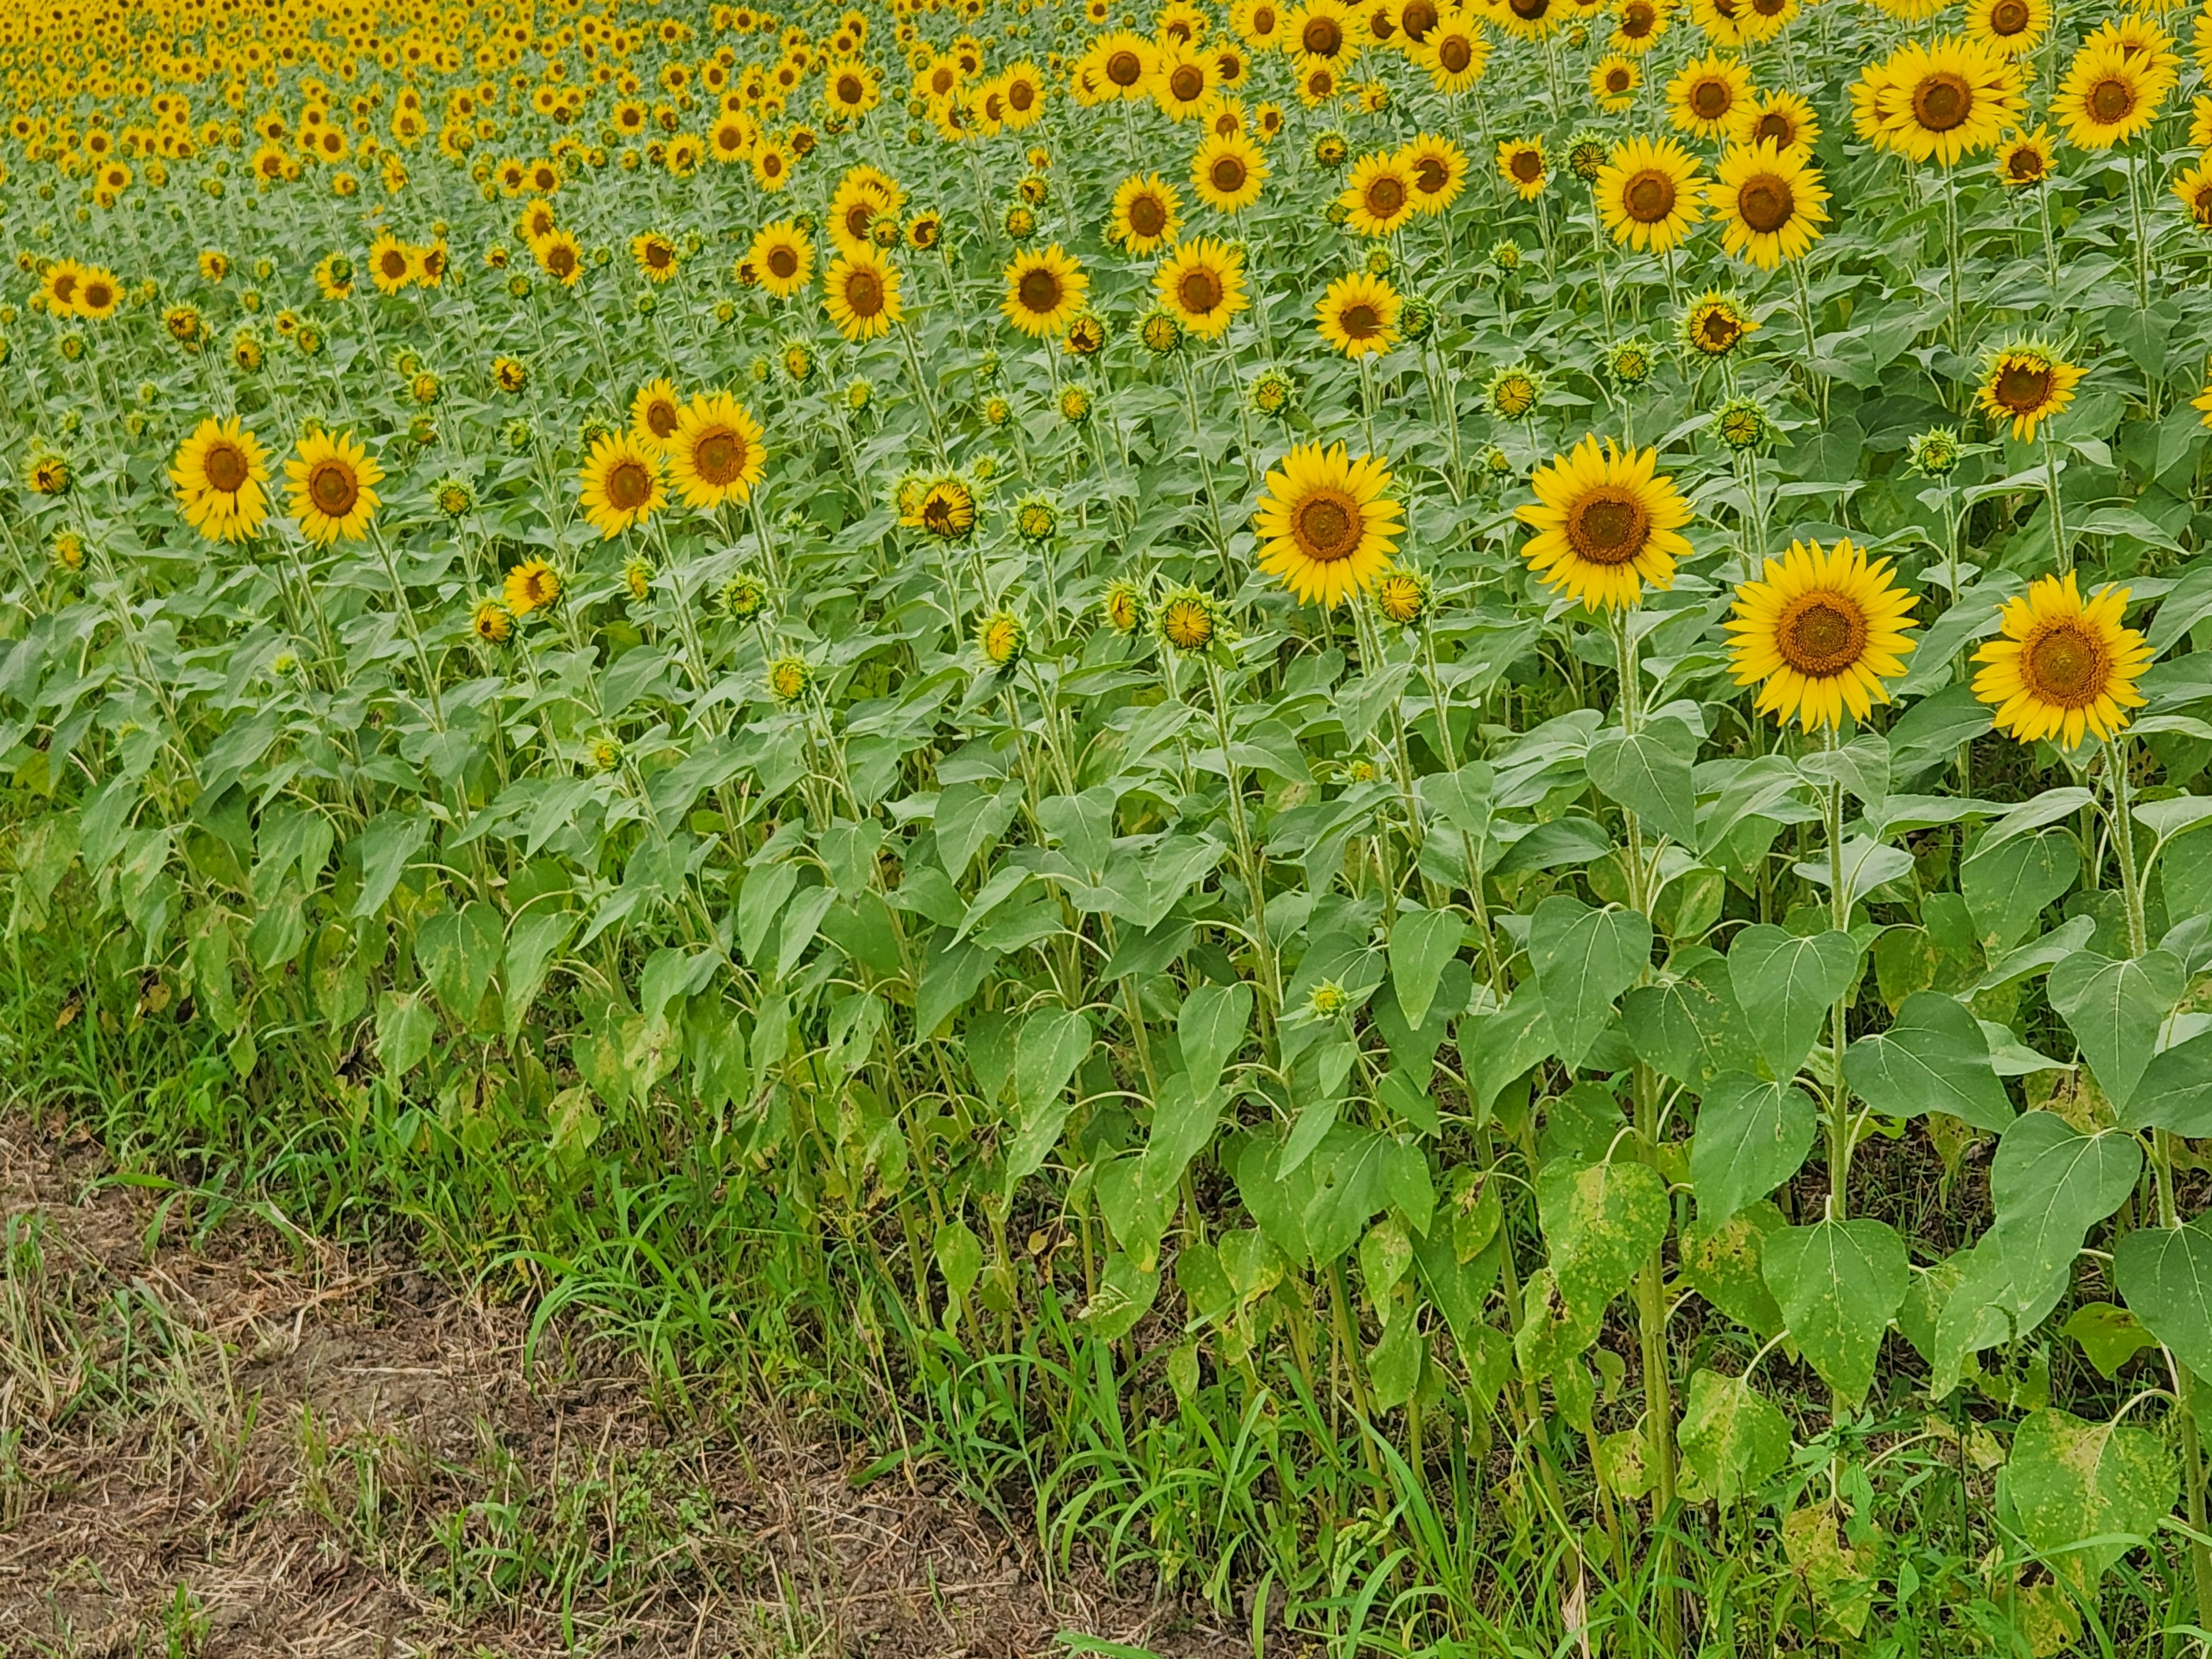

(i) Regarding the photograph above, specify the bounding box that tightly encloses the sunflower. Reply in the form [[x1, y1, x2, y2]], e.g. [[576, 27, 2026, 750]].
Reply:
[[1667, 54, 1752, 139], [1976, 342, 2084, 441], [1517, 435, 1692, 611], [1154, 237, 1250, 337], [903, 476, 979, 540], [1710, 141, 1829, 267], [2176, 157, 2212, 228], [1192, 128, 1269, 211], [73, 267, 120, 320], [745, 222, 812, 298], [1105, 175, 1179, 255], [1286, 0, 1363, 60], [1341, 150, 1418, 233], [1994, 126, 2054, 185], [1153, 583, 1226, 653], [824, 246, 903, 341], [975, 609, 1028, 670], [1594, 136, 1706, 252], [578, 431, 667, 538], [1373, 568, 1432, 625], [368, 233, 412, 294], [170, 415, 271, 543], [1682, 291, 1758, 357], [631, 230, 680, 282], [472, 599, 514, 644], [1725, 539, 1919, 730], [504, 559, 564, 617], [1152, 43, 1216, 117], [1732, 89, 1820, 151], [1964, 0, 2048, 55], [1253, 441, 1403, 607], [2053, 39, 2173, 149], [535, 229, 584, 285], [1399, 134, 1468, 212], [1487, 362, 1543, 419], [1412, 13, 1490, 91], [1233, 0, 1288, 46], [1003, 245, 1089, 336], [1492, 0, 1563, 40], [631, 378, 685, 451], [285, 428, 384, 546], [1973, 572, 2152, 748], [1611, 0, 1671, 53], [1315, 270, 1401, 357], [1858, 36, 2022, 165], [666, 393, 767, 508], [1590, 54, 1640, 109], [1495, 137, 1547, 200]]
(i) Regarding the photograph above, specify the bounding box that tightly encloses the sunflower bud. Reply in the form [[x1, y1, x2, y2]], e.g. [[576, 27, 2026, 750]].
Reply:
[[766, 654, 812, 703]]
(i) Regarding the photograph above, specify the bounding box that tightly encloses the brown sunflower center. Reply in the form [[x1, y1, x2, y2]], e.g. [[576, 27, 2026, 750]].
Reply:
[[1699, 309, 1741, 349], [838, 73, 865, 102], [1179, 267, 1224, 313], [1368, 173, 1408, 212], [605, 459, 654, 511], [645, 241, 672, 268], [2088, 75, 2134, 125], [308, 459, 358, 517], [1106, 48, 1143, 84], [1605, 66, 1631, 92], [1438, 33, 1472, 70], [379, 249, 408, 278], [1129, 193, 1168, 236], [1413, 155, 1448, 192], [1509, 149, 1541, 182], [1622, 0, 1656, 32], [1690, 77, 1730, 119], [546, 244, 577, 276], [2024, 619, 2109, 706], [1752, 111, 1795, 144], [1211, 154, 1248, 193], [1339, 301, 1382, 338], [922, 490, 967, 533], [1292, 490, 1361, 561], [2008, 145, 2048, 180], [1403, 0, 1438, 36], [1009, 78, 1036, 109], [1302, 15, 1343, 54], [1018, 267, 1063, 312], [844, 269, 885, 316], [844, 202, 876, 240], [1990, 0, 2028, 31], [1509, 0, 1548, 19], [1777, 594, 1868, 677], [203, 442, 249, 494], [694, 429, 747, 484], [647, 400, 679, 438], [1737, 175, 1793, 233], [1993, 360, 2052, 413], [1563, 487, 1650, 565], [767, 245, 799, 278], [1623, 167, 1676, 221], [1912, 71, 1969, 131], [1253, 3, 1278, 29], [1170, 63, 1205, 99]]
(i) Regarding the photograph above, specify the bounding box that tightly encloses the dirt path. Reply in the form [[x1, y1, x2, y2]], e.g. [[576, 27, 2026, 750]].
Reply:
[[0, 1116, 1241, 1658]]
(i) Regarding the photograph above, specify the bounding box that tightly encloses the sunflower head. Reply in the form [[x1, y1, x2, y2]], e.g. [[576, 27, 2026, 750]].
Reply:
[[1486, 363, 1544, 420], [1014, 496, 1060, 543], [1605, 336, 1656, 387], [433, 476, 475, 518], [472, 598, 515, 644], [1712, 395, 1772, 452], [1725, 538, 1920, 730], [1253, 440, 1404, 608], [1516, 434, 1693, 611], [1152, 582, 1228, 654], [1973, 570, 2153, 748], [1060, 384, 1095, 423], [623, 557, 654, 601], [975, 608, 1028, 669], [1373, 567, 1433, 627], [1907, 427, 1962, 476], [504, 558, 564, 616], [1140, 308, 1187, 355], [1681, 291, 1757, 357], [767, 654, 813, 703], [1976, 340, 2084, 441], [1567, 131, 1611, 181], [721, 573, 768, 620], [904, 475, 979, 540], [1102, 576, 1147, 636]]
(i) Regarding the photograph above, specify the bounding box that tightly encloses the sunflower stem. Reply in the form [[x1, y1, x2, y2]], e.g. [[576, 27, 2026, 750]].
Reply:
[[2104, 735, 2148, 960], [2043, 434, 2070, 572]]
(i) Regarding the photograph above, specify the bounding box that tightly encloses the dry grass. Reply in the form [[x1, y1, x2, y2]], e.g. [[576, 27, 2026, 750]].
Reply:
[[0, 1115, 1240, 1658]]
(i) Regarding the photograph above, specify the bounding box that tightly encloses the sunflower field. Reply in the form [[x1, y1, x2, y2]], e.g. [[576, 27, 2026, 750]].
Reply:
[[7, 0, 2212, 1647]]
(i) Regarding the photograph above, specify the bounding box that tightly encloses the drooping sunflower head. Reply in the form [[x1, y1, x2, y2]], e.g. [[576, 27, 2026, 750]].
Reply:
[[1315, 269, 1401, 358], [1595, 135, 1706, 252], [1253, 439, 1404, 608], [577, 430, 666, 539], [974, 608, 1028, 669], [1681, 290, 1758, 357], [1154, 236, 1249, 338], [1152, 582, 1228, 654], [285, 427, 384, 545], [1516, 434, 1692, 611], [1725, 539, 1919, 730], [1002, 244, 1089, 337], [1976, 341, 2085, 441], [668, 392, 767, 508], [1972, 571, 2153, 748]]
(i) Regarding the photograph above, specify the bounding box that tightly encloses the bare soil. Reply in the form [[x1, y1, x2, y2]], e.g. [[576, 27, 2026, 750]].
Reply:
[[0, 1115, 1243, 1658]]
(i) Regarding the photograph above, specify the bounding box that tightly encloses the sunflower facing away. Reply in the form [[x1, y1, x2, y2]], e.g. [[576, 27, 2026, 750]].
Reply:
[[286, 429, 384, 546], [1154, 237, 1250, 337], [1725, 539, 1919, 730], [171, 416, 271, 543], [1003, 245, 1089, 336], [1315, 270, 1401, 357], [1596, 137, 1706, 252], [1341, 150, 1418, 233], [1253, 441, 1404, 607], [1973, 571, 2152, 748], [579, 431, 667, 539], [1111, 173, 1183, 252], [748, 221, 815, 298], [1977, 342, 2084, 440], [1711, 141, 1830, 267], [668, 393, 767, 508], [824, 245, 903, 341], [1517, 436, 1692, 611]]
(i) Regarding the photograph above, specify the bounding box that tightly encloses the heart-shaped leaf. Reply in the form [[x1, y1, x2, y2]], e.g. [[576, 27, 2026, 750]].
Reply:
[[1728, 925, 1861, 1081], [1690, 1072, 1816, 1224]]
